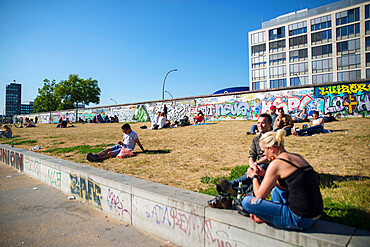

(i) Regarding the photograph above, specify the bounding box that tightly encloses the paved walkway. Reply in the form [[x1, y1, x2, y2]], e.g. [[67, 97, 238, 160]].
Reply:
[[0, 164, 175, 247]]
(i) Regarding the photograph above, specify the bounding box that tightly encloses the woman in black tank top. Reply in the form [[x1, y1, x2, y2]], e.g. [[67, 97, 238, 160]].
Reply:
[[241, 129, 323, 230]]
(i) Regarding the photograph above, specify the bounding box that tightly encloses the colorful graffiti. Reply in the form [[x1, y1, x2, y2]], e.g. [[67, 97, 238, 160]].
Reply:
[[17, 82, 370, 123], [70, 173, 102, 210], [24, 157, 40, 176], [315, 83, 370, 115], [0, 148, 24, 171], [47, 169, 61, 188]]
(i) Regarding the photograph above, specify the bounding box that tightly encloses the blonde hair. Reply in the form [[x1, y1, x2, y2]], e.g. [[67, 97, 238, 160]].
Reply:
[[259, 129, 286, 148]]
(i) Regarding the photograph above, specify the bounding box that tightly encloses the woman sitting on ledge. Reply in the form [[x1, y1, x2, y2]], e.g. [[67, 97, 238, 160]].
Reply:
[[241, 129, 323, 230]]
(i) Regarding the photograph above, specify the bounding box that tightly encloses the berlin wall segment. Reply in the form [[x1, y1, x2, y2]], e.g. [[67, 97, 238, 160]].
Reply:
[[16, 81, 370, 124], [0, 147, 24, 171]]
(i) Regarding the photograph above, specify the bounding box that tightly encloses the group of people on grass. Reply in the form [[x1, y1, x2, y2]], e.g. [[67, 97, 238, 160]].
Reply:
[[150, 109, 205, 130]]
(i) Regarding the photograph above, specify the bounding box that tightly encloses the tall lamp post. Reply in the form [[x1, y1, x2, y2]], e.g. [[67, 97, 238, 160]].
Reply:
[[165, 90, 174, 99], [162, 69, 177, 100], [110, 98, 118, 105]]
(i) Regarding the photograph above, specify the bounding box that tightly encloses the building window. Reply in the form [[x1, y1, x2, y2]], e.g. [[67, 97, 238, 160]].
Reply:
[[366, 5, 370, 19], [269, 52, 286, 66], [367, 37, 370, 51], [366, 21, 370, 35], [252, 68, 266, 81], [269, 26, 285, 40], [336, 7, 360, 26], [289, 48, 308, 62], [367, 53, 370, 67], [269, 40, 286, 53], [312, 58, 333, 73], [337, 38, 360, 55], [289, 35, 307, 49], [289, 62, 308, 76], [337, 54, 361, 70], [289, 21, 307, 36], [290, 76, 308, 86], [252, 81, 260, 90], [312, 44, 332, 59], [269, 65, 286, 78], [311, 30, 332, 44], [251, 31, 266, 44], [336, 23, 360, 40], [367, 69, 370, 79], [251, 43, 266, 56], [270, 79, 286, 89], [251, 56, 267, 68], [312, 73, 333, 84], [311, 14, 332, 32], [337, 70, 361, 82]]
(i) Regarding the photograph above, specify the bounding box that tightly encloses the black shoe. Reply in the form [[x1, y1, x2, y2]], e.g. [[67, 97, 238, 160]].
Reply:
[[234, 198, 249, 217], [246, 132, 256, 135], [208, 194, 232, 209], [86, 152, 96, 161], [219, 178, 236, 197]]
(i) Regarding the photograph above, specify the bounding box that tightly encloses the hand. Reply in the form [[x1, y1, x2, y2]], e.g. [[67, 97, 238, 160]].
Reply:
[[246, 167, 257, 178]]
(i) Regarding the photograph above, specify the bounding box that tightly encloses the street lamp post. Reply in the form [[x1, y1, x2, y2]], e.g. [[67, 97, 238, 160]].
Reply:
[[162, 69, 177, 100], [165, 90, 174, 99], [110, 98, 118, 105]]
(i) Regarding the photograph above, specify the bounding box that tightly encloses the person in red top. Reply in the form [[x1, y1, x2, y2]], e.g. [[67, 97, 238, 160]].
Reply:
[[193, 110, 205, 124]]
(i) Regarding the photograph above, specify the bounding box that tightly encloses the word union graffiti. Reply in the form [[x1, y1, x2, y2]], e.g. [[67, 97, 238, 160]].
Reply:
[[70, 173, 102, 210], [0, 148, 24, 171], [317, 83, 370, 96], [47, 169, 61, 188], [144, 204, 232, 247], [106, 188, 131, 223], [24, 157, 40, 176]]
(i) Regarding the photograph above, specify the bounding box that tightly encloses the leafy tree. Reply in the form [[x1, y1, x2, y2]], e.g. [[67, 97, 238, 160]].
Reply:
[[55, 74, 100, 120], [33, 79, 61, 122]]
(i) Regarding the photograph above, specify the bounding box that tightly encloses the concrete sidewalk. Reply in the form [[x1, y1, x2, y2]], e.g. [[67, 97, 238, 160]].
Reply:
[[0, 164, 175, 247]]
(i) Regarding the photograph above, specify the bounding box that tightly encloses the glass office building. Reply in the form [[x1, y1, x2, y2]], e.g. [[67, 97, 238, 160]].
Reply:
[[249, 0, 370, 90], [5, 82, 22, 117]]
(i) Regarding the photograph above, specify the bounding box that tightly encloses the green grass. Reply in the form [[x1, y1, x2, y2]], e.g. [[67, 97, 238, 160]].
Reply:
[[1, 140, 37, 145], [44, 143, 115, 154]]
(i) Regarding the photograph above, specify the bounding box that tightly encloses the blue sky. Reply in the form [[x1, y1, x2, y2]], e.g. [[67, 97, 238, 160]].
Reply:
[[0, 0, 337, 113]]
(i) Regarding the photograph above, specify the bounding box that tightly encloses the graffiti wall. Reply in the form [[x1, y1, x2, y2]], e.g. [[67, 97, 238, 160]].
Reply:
[[17, 82, 370, 124]]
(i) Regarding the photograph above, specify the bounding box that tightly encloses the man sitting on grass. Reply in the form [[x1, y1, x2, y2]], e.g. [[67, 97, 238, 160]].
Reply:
[[87, 123, 146, 161]]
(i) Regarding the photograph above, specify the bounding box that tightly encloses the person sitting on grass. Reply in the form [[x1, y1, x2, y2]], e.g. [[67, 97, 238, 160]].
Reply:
[[0, 125, 13, 138], [25, 119, 36, 128], [86, 123, 146, 161], [292, 110, 325, 136], [193, 110, 205, 124], [292, 108, 308, 123], [274, 108, 294, 136], [241, 129, 323, 230]]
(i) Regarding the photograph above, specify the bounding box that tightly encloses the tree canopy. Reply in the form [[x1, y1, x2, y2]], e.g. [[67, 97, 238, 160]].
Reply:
[[33, 79, 60, 113], [33, 74, 100, 116]]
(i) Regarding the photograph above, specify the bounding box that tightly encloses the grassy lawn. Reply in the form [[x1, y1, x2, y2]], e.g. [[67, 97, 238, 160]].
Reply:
[[1, 118, 369, 230]]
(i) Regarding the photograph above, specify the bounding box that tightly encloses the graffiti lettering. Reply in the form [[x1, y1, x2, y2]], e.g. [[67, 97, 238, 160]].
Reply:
[[322, 94, 370, 115], [70, 173, 102, 210], [47, 169, 61, 188], [317, 83, 370, 96], [24, 158, 40, 176], [0, 148, 24, 171], [107, 188, 131, 223]]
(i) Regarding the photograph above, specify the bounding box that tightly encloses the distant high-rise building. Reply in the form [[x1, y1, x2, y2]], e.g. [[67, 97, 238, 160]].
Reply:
[[21, 101, 34, 114], [5, 81, 22, 117], [249, 0, 370, 90]]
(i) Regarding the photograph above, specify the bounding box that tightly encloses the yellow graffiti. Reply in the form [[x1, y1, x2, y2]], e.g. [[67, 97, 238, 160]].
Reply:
[[318, 83, 370, 96], [343, 95, 358, 114]]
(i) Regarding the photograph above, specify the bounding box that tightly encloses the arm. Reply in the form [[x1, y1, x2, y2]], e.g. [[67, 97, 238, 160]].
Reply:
[[247, 161, 280, 199], [135, 138, 146, 152], [283, 115, 294, 129], [312, 118, 324, 127]]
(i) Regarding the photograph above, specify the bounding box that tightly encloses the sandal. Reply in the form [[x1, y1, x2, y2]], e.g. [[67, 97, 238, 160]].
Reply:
[[208, 194, 232, 209]]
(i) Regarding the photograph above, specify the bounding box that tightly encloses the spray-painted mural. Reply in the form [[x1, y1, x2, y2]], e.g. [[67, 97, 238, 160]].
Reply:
[[17, 82, 370, 124]]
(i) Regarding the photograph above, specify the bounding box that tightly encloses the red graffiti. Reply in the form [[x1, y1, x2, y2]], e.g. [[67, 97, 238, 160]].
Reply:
[[107, 188, 131, 222]]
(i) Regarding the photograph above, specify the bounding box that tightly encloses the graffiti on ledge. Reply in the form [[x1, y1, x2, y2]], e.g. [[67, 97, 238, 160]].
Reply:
[[70, 173, 102, 210]]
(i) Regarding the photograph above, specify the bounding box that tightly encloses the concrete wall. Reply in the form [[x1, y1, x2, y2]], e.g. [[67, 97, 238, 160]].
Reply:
[[17, 81, 370, 124], [1, 145, 369, 247]]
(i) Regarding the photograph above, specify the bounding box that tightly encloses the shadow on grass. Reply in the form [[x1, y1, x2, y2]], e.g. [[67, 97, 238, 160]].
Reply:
[[326, 129, 349, 132], [319, 173, 370, 188]]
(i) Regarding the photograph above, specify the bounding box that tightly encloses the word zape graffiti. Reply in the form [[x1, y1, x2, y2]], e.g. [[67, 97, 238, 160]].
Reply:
[[70, 173, 102, 210]]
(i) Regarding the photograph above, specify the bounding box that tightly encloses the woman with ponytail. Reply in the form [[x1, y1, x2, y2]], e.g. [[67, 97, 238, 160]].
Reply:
[[241, 129, 323, 230]]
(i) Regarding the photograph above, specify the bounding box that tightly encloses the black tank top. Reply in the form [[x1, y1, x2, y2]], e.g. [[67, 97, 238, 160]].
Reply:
[[278, 158, 323, 218]]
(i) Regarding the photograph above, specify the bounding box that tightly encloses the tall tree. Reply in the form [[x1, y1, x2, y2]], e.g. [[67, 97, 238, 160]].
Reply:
[[55, 74, 100, 120], [33, 79, 61, 123]]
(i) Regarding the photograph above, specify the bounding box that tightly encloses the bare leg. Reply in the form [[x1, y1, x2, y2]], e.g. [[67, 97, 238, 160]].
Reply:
[[96, 150, 115, 160]]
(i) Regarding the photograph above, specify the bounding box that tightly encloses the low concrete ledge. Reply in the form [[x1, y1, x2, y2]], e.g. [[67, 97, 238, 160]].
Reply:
[[1, 144, 369, 247]]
